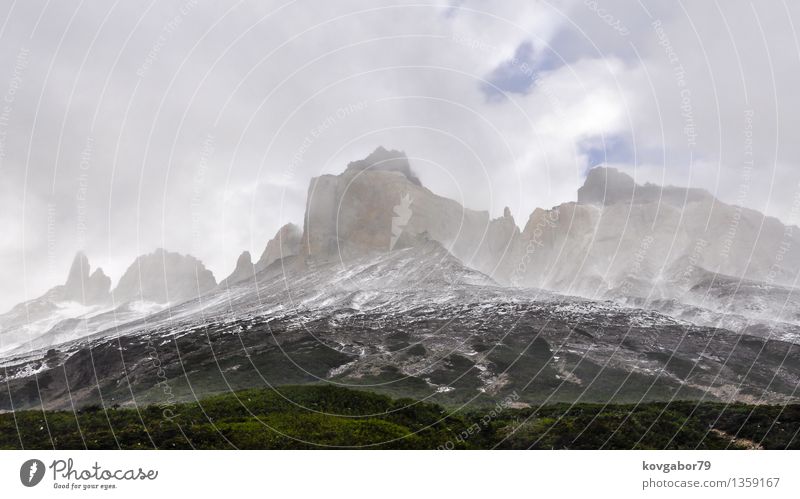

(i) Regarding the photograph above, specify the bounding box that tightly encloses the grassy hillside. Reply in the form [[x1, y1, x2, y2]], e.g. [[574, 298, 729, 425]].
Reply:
[[1, 385, 798, 449]]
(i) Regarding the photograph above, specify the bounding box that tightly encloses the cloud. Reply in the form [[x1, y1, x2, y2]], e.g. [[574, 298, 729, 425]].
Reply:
[[0, 0, 798, 311]]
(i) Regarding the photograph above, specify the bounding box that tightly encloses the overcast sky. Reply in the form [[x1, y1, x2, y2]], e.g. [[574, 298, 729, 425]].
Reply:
[[1, 0, 799, 311]]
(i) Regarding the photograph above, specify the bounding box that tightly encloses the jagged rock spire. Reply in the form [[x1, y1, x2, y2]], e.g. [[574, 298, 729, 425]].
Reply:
[[61, 251, 111, 304], [256, 223, 302, 271], [220, 251, 256, 287]]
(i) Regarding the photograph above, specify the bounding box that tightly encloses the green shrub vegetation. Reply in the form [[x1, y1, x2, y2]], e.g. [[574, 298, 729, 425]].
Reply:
[[1, 385, 798, 449]]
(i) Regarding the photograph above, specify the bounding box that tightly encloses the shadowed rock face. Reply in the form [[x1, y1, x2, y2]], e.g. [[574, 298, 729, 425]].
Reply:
[[112, 248, 216, 304]]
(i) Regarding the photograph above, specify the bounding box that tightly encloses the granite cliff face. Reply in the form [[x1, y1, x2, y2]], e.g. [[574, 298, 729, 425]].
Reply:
[[297, 150, 800, 329], [2, 251, 112, 316], [301, 147, 519, 282], [301, 149, 800, 302], [515, 166, 800, 303]]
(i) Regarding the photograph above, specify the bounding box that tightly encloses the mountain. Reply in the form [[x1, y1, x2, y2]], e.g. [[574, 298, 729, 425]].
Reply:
[[58, 252, 112, 304], [514, 166, 800, 305], [112, 248, 216, 304], [345, 146, 422, 186], [2, 148, 800, 412], [576, 166, 711, 206], [222, 222, 304, 288], [302, 147, 520, 281], [0, 252, 112, 353], [302, 149, 800, 303], [2, 237, 799, 412], [0, 249, 213, 354], [220, 251, 256, 288]]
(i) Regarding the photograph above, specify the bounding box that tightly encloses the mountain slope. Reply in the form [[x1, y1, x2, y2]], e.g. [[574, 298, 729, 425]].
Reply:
[[3, 149, 800, 413], [0, 249, 214, 354], [0, 252, 110, 353], [2, 237, 798, 412]]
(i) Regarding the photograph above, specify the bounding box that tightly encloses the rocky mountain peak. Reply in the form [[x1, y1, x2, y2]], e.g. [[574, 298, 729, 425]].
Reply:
[[256, 223, 302, 271], [578, 166, 711, 206], [64, 251, 90, 290], [86, 268, 112, 304], [112, 248, 216, 304], [237, 250, 252, 266], [60, 251, 111, 304], [220, 251, 256, 287], [301, 149, 520, 282], [577, 167, 637, 205], [344, 146, 422, 186]]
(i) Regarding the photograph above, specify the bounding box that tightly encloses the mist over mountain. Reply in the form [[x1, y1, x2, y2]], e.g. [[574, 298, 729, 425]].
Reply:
[[256, 223, 302, 272], [576, 166, 712, 207], [303, 148, 522, 282], [303, 147, 800, 310], [220, 251, 256, 288], [0, 252, 109, 353], [515, 166, 800, 309], [60, 252, 112, 305], [111, 248, 217, 304], [0, 249, 216, 354]]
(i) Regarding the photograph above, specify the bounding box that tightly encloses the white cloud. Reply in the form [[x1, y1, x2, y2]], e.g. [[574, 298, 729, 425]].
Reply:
[[0, 0, 798, 311]]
